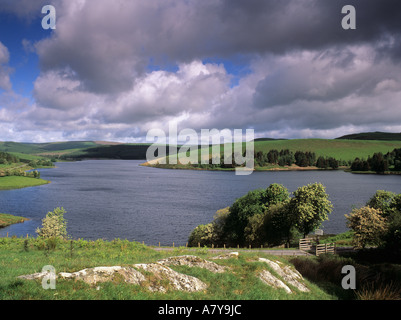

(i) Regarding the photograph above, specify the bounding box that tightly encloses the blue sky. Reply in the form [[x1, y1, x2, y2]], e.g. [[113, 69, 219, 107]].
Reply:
[[1, 0, 401, 143], [0, 12, 44, 97]]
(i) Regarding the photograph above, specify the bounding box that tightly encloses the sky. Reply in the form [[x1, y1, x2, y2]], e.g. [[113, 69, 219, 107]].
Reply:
[[0, 0, 401, 143]]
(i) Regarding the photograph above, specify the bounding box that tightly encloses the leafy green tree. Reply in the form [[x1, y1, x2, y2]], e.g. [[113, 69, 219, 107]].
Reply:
[[366, 190, 396, 217], [36, 207, 68, 240], [264, 183, 290, 205], [188, 223, 215, 247], [265, 202, 297, 247], [289, 183, 333, 237], [188, 207, 230, 247], [223, 184, 290, 245]]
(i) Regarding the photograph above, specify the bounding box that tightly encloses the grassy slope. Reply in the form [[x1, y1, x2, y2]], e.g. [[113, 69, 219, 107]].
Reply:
[[3, 139, 401, 163], [0, 213, 29, 228], [0, 141, 99, 161], [253, 139, 401, 162], [0, 238, 332, 300], [0, 176, 50, 190], [153, 139, 401, 167]]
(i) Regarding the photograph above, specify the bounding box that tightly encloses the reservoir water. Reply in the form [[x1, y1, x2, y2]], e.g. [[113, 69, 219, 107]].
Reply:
[[0, 160, 400, 245]]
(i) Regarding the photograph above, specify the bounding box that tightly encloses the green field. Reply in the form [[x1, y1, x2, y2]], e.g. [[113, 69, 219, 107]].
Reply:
[[2, 138, 401, 163], [0, 238, 335, 300], [0, 237, 399, 300], [148, 139, 401, 169], [0, 176, 50, 190], [253, 139, 401, 162]]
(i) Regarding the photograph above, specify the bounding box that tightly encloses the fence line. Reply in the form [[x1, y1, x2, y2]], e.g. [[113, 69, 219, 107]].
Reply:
[[315, 243, 336, 256], [299, 238, 336, 256]]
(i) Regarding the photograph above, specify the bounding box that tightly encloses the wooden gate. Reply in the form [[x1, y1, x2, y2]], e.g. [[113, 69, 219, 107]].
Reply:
[[315, 243, 336, 256], [299, 238, 312, 251]]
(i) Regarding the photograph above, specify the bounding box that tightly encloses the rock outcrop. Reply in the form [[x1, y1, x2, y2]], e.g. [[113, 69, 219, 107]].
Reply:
[[157, 255, 227, 273], [134, 263, 207, 293], [258, 269, 292, 294], [258, 258, 310, 293], [59, 266, 146, 286], [18, 254, 310, 295]]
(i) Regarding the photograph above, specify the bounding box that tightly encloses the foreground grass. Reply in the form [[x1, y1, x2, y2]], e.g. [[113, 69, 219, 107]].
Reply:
[[0, 237, 333, 300], [0, 176, 50, 190]]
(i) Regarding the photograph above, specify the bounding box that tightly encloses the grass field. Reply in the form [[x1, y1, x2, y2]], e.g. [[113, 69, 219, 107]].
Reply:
[[0, 176, 50, 190], [146, 139, 401, 169], [1, 237, 399, 300], [0, 238, 334, 300], [253, 139, 401, 162]]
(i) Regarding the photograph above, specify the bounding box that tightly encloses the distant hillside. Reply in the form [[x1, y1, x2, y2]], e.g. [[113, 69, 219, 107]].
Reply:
[[252, 139, 401, 162], [0, 141, 115, 160], [64, 144, 152, 160], [336, 132, 401, 141], [253, 138, 288, 142]]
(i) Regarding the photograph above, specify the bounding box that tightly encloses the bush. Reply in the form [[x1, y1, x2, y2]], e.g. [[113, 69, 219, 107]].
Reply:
[[345, 206, 388, 249], [187, 207, 230, 247], [36, 207, 68, 240]]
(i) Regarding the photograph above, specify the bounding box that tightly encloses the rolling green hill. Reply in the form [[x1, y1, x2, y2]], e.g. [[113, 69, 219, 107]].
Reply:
[[336, 131, 401, 141], [2, 138, 401, 164]]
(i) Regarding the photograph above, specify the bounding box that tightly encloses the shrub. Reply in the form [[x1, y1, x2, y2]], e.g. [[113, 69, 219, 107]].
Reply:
[[36, 207, 68, 240], [345, 206, 388, 249], [187, 223, 215, 247]]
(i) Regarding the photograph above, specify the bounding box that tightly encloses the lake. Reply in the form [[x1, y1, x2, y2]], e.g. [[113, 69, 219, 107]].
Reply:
[[0, 160, 400, 246]]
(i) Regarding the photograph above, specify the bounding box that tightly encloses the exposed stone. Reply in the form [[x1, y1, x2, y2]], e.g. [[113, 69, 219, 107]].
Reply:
[[134, 263, 208, 292], [59, 266, 146, 286], [17, 254, 311, 295], [258, 269, 292, 294], [157, 255, 227, 273], [211, 252, 239, 260], [18, 271, 52, 281], [258, 258, 310, 292]]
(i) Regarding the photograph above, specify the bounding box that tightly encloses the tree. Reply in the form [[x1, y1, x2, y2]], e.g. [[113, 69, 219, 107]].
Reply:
[[366, 190, 396, 217], [223, 184, 290, 246], [188, 207, 230, 247], [265, 202, 297, 247], [36, 207, 68, 240], [345, 206, 388, 249], [316, 156, 327, 169], [368, 153, 389, 173], [289, 183, 333, 237], [187, 223, 215, 247]]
